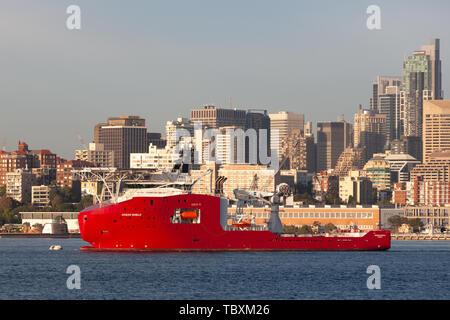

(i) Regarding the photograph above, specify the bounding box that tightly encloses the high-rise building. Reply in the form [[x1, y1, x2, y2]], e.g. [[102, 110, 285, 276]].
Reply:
[[353, 106, 386, 161], [423, 100, 450, 163], [390, 135, 422, 161], [190, 105, 246, 128], [410, 150, 450, 182], [401, 38, 442, 138], [245, 109, 271, 163], [317, 120, 353, 171], [94, 116, 148, 169], [147, 132, 166, 149], [379, 85, 402, 143], [269, 111, 305, 162], [165, 118, 195, 149], [280, 129, 315, 172], [370, 76, 402, 112]]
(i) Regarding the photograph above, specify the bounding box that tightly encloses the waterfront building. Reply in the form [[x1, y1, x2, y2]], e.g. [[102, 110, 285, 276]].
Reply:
[[229, 205, 381, 231], [20, 212, 80, 233], [218, 164, 278, 200]]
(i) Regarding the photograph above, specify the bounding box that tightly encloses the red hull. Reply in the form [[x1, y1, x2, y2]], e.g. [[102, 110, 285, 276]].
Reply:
[[78, 194, 391, 251]]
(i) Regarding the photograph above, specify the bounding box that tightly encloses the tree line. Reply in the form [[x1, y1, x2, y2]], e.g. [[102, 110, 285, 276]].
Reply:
[[0, 185, 92, 225]]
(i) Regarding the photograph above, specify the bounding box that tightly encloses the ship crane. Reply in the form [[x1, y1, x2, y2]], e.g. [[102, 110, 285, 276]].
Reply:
[[232, 189, 284, 234]]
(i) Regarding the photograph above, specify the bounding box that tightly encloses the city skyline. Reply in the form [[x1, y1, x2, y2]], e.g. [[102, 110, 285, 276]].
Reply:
[[1, 1, 449, 159]]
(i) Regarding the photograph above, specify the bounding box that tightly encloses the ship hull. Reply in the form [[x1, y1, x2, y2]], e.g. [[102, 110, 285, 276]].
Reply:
[[78, 194, 390, 251]]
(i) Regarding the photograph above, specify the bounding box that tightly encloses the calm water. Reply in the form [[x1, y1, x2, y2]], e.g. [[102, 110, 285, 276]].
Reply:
[[0, 238, 449, 300]]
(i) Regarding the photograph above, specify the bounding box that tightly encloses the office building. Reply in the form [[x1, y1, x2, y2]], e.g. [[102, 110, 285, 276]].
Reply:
[[423, 100, 450, 163], [94, 116, 148, 169], [370, 76, 402, 112], [401, 38, 442, 138], [190, 105, 246, 128], [353, 106, 386, 161], [269, 111, 304, 161], [317, 120, 353, 171]]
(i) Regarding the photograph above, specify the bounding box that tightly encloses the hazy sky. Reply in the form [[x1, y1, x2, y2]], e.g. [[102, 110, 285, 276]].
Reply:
[[1, 0, 449, 158]]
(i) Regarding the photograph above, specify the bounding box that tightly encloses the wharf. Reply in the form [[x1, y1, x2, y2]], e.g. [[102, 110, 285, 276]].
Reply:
[[391, 233, 450, 240]]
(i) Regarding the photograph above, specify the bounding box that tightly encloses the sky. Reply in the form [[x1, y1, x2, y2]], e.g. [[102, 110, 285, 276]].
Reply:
[[1, 0, 449, 159]]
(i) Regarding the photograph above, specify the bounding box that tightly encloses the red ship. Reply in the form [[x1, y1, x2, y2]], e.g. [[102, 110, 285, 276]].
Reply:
[[78, 172, 391, 251]]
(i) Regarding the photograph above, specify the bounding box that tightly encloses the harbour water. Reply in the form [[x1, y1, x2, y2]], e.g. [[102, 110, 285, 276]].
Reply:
[[0, 239, 449, 300]]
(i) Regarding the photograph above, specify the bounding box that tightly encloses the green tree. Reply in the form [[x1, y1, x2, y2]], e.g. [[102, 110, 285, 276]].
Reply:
[[408, 218, 424, 232], [32, 223, 44, 232], [51, 194, 64, 210], [75, 195, 93, 211], [324, 223, 337, 233], [325, 193, 342, 205], [0, 185, 6, 197], [298, 225, 313, 234], [347, 195, 357, 205], [388, 215, 409, 232]]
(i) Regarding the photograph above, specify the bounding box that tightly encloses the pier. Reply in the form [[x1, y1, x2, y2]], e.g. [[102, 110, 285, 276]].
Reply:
[[391, 233, 450, 240]]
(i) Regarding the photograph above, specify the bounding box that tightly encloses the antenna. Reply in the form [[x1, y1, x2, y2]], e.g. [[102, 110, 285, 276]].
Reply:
[[2, 137, 6, 151]]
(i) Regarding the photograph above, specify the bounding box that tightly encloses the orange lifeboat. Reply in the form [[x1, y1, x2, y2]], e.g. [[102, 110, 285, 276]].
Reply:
[[233, 220, 252, 228], [180, 211, 198, 219]]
